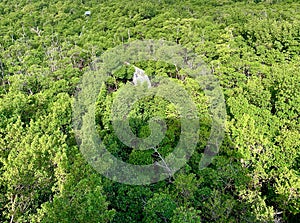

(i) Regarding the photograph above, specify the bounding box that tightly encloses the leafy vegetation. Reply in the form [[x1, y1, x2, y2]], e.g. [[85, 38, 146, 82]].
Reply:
[[0, 0, 299, 222]]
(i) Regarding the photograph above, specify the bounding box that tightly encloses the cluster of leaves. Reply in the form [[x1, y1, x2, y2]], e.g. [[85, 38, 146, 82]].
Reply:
[[0, 0, 299, 222]]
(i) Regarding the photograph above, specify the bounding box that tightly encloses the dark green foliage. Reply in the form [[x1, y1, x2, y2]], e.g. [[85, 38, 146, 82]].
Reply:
[[0, 0, 299, 222]]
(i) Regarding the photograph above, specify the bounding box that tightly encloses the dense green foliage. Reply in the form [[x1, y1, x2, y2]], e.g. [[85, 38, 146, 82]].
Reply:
[[0, 0, 299, 222]]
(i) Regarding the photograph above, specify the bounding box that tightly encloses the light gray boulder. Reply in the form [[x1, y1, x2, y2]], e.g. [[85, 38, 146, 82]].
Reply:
[[132, 66, 151, 88], [124, 62, 151, 88]]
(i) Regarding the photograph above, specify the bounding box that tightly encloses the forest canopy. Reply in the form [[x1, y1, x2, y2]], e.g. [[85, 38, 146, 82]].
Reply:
[[0, 0, 299, 222]]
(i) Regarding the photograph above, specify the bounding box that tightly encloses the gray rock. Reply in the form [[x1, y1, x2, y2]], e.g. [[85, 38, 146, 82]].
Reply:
[[132, 66, 151, 88]]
